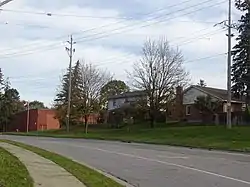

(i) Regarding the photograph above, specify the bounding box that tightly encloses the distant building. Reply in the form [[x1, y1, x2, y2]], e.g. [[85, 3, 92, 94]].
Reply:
[[80, 113, 100, 125], [107, 91, 146, 111], [8, 109, 60, 132], [171, 85, 245, 124]]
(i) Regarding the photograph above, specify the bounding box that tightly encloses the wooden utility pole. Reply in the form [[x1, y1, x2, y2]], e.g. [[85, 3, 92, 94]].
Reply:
[[25, 101, 30, 133], [65, 35, 75, 132], [226, 0, 232, 129]]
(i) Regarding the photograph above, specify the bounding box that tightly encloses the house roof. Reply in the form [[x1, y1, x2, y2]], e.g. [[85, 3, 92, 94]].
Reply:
[[108, 90, 146, 100], [187, 85, 245, 103]]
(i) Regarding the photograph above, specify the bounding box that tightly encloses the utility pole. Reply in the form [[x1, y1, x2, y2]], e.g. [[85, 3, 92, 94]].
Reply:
[[0, 0, 14, 7], [65, 35, 76, 132], [26, 101, 30, 133], [226, 0, 232, 129], [215, 0, 235, 128]]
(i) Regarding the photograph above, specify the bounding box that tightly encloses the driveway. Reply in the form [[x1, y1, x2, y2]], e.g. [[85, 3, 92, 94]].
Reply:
[[3, 135, 250, 187]]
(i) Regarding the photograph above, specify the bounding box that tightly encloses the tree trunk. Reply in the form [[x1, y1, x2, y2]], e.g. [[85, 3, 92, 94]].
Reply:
[[150, 112, 155, 128], [84, 115, 88, 134], [214, 113, 219, 125]]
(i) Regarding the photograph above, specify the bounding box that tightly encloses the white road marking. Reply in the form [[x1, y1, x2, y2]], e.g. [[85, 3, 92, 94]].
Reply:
[[46, 141, 250, 185], [157, 155, 189, 159], [129, 142, 250, 157]]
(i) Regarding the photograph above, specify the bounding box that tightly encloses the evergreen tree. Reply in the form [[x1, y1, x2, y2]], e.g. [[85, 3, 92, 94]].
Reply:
[[29, 100, 47, 109], [54, 68, 70, 105], [54, 61, 83, 125], [54, 67, 71, 125], [0, 79, 23, 132], [232, 1, 250, 102], [71, 60, 84, 122], [0, 68, 4, 91]]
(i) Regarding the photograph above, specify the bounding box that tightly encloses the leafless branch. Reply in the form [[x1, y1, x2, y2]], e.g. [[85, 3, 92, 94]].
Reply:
[[128, 37, 189, 126]]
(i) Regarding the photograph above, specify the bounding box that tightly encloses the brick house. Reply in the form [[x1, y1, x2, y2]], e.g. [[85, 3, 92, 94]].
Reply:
[[171, 85, 245, 124], [8, 109, 60, 132], [107, 91, 146, 111], [80, 113, 100, 125]]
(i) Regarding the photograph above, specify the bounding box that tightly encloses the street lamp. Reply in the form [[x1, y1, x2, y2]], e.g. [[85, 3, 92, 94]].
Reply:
[[0, 0, 14, 7]]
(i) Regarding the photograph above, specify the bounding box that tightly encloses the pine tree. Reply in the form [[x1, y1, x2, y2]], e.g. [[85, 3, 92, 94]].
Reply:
[[0, 78, 23, 131], [54, 61, 83, 125], [232, 1, 250, 102], [0, 68, 4, 92], [71, 60, 84, 122], [54, 67, 71, 125]]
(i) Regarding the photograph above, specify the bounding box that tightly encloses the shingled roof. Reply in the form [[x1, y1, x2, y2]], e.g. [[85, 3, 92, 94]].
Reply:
[[191, 85, 245, 103], [108, 90, 146, 100]]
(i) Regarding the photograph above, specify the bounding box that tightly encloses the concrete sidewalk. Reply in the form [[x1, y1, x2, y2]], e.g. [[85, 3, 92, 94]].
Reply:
[[0, 143, 86, 187]]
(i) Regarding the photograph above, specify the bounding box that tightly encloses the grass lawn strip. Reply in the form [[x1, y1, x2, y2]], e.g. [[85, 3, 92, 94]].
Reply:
[[1, 140, 124, 187], [8, 125, 250, 153], [0, 147, 33, 187]]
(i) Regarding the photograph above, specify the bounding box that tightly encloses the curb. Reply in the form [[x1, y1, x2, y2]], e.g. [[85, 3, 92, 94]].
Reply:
[[74, 160, 135, 187]]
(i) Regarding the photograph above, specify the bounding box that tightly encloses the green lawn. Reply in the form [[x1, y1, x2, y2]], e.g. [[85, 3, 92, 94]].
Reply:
[[0, 147, 33, 187], [2, 140, 124, 187], [7, 124, 250, 152]]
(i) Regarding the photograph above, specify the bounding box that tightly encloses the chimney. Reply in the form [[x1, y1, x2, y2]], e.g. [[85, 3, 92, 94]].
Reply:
[[175, 86, 183, 121]]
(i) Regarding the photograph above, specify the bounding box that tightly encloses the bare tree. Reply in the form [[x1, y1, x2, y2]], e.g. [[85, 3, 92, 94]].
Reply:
[[129, 38, 189, 127], [79, 60, 111, 133], [197, 79, 207, 87]]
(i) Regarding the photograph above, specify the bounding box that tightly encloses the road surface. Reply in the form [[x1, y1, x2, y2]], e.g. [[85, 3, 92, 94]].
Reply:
[[2, 135, 250, 187]]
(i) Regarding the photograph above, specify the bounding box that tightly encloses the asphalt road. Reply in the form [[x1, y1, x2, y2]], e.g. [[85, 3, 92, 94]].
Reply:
[[2, 135, 250, 187]]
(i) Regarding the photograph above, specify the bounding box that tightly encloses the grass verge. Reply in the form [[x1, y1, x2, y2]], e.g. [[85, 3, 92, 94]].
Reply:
[[0, 147, 33, 187], [6, 125, 250, 152], [1, 140, 124, 187]]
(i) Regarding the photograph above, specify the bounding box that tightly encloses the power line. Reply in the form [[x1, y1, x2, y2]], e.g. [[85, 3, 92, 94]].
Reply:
[[75, 0, 227, 44], [7, 52, 227, 82], [89, 28, 227, 68], [0, 0, 14, 7], [177, 28, 227, 46], [0, 0, 225, 59], [0, 0, 198, 20], [0, 0, 198, 56], [0, 25, 226, 63], [0, 0, 196, 56], [79, 25, 227, 67], [185, 52, 227, 63], [0, 8, 131, 20]]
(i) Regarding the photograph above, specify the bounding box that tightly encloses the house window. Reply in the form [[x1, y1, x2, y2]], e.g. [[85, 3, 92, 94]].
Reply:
[[242, 104, 246, 111], [186, 105, 191, 115], [124, 97, 128, 103], [113, 100, 117, 107]]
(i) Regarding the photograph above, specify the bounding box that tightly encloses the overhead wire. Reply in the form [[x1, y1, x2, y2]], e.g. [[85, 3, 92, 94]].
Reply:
[[8, 52, 227, 82], [0, 0, 200, 20], [82, 27, 227, 67], [74, 0, 227, 43], [0, 0, 225, 59], [0, 24, 226, 63], [0, 0, 197, 54]]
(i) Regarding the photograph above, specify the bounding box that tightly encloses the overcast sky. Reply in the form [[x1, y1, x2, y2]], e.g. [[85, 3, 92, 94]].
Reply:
[[0, 0, 241, 106]]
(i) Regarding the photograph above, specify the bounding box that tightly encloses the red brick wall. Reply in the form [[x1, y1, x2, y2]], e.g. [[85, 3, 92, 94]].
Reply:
[[8, 109, 59, 132], [27, 109, 39, 131], [8, 111, 27, 132], [183, 104, 203, 122], [80, 114, 99, 125], [37, 110, 60, 131]]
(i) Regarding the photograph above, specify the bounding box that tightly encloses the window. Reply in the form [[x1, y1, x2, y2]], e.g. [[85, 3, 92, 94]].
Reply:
[[242, 104, 246, 111], [113, 100, 117, 107], [186, 105, 191, 115]]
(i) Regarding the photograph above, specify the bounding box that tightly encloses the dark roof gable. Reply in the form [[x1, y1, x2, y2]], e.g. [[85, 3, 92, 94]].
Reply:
[[108, 90, 146, 100], [188, 85, 245, 103]]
